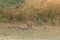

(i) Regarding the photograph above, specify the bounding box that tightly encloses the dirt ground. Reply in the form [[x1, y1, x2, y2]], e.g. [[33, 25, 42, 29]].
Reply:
[[0, 23, 60, 40]]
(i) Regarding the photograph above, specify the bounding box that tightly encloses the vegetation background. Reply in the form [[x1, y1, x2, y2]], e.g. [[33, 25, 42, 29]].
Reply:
[[0, 0, 60, 40], [0, 0, 60, 26]]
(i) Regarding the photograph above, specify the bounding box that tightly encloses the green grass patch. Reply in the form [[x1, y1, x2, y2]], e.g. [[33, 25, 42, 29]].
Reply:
[[0, 0, 25, 8], [0, 15, 6, 22], [47, 9, 54, 24], [36, 17, 44, 25]]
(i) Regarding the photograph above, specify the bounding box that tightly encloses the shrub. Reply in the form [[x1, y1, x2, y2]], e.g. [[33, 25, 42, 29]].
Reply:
[[0, 15, 6, 22], [36, 17, 44, 25], [47, 9, 55, 24], [16, 13, 26, 22]]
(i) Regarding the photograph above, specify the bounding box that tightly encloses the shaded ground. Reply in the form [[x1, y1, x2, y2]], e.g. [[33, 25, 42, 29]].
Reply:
[[0, 23, 60, 40]]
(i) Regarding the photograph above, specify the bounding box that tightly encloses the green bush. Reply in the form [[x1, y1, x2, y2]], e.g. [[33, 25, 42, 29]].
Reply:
[[0, 15, 6, 22], [16, 13, 26, 22], [0, 0, 25, 8], [47, 9, 55, 24], [36, 17, 44, 25]]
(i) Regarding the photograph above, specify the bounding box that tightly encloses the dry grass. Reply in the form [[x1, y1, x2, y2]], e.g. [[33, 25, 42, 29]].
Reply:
[[0, 0, 60, 25]]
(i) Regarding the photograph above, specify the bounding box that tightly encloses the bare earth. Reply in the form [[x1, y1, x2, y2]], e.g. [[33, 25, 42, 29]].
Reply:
[[0, 23, 60, 40]]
